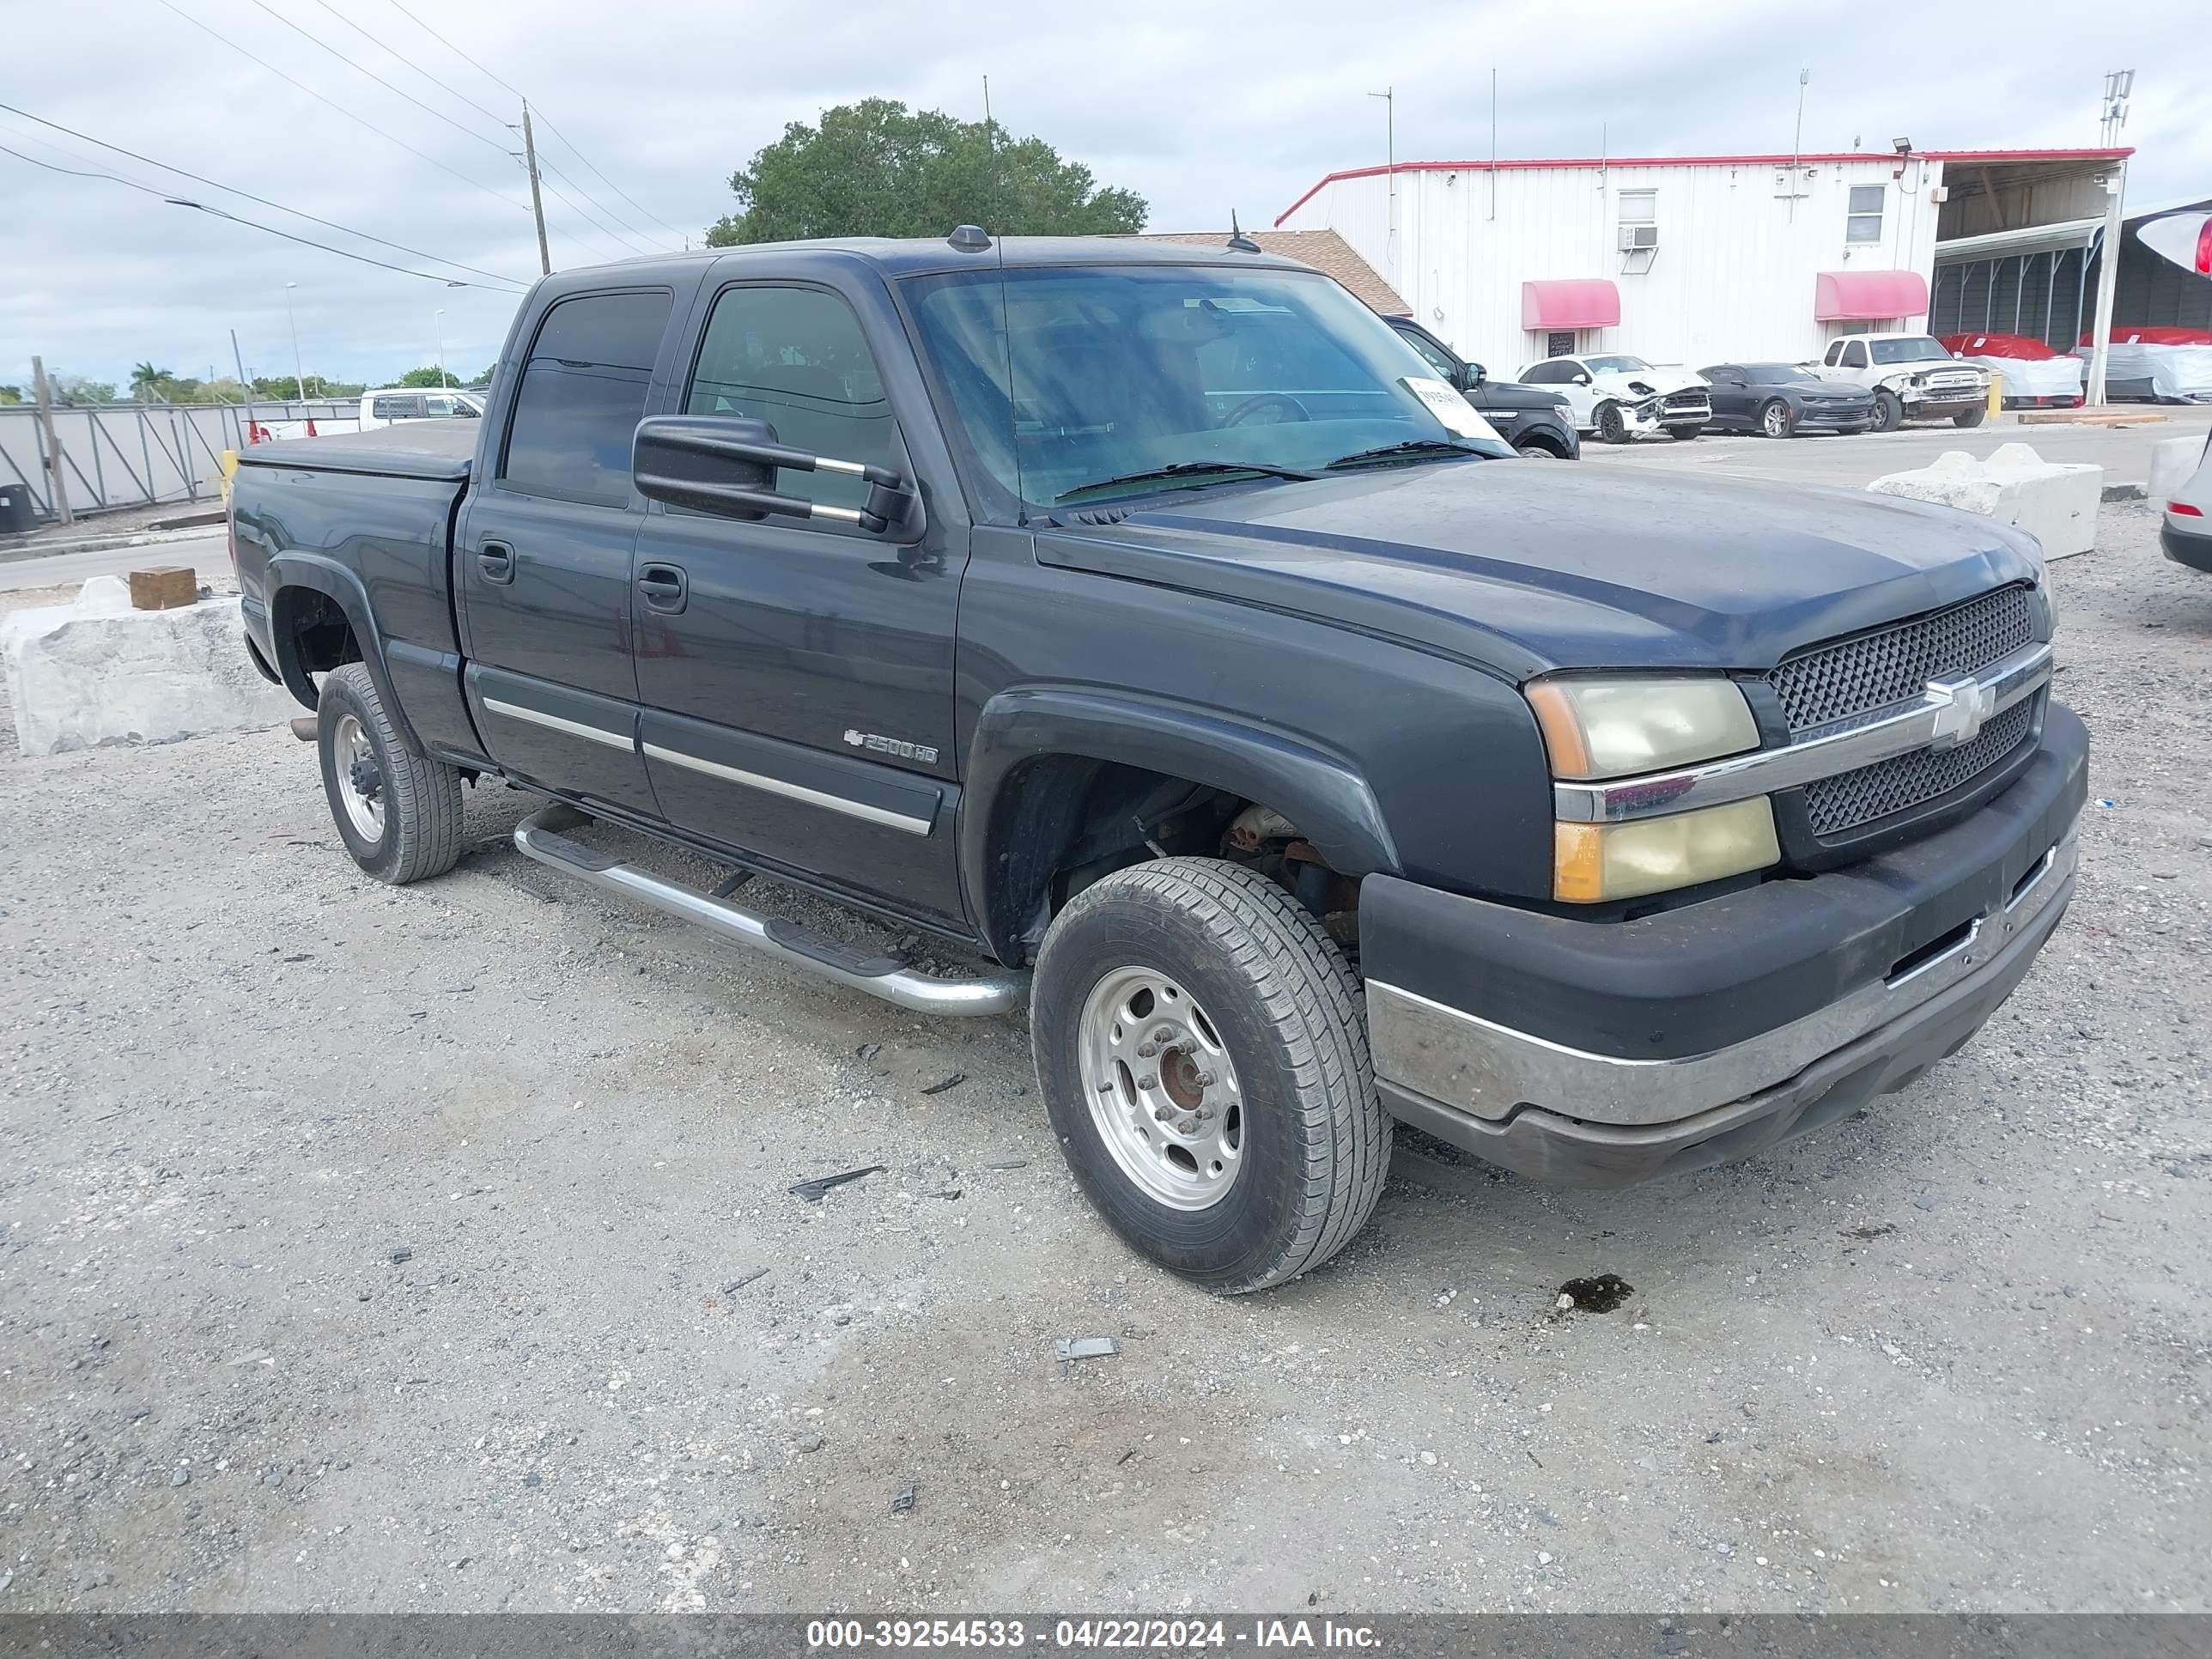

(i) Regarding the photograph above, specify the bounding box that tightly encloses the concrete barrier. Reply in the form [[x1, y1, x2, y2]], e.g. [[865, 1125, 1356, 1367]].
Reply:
[[1865, 442, 2100, 561], [2148, 434, 2208, 507], [2, 575, 295, 757]]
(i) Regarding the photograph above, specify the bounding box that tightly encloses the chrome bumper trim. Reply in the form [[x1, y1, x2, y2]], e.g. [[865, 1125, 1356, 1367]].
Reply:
[[1367, 830, 2075, 1128], [1552, 639, 2051, 824]]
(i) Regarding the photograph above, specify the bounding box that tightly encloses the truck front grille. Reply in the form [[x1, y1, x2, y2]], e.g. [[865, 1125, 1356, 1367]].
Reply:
[[1801, 698, 2035, 836], [1765, 586, 2035, 731], [1764, 585, 2040, 840]]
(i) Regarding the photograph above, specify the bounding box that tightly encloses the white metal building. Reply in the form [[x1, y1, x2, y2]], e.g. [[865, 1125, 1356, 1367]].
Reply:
[[1273, 147, 2132, 374]]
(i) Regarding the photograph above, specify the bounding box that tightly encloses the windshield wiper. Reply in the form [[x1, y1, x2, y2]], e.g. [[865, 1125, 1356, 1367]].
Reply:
[[1325, 439, 1488, 470], [1054, 461, 1318, 504]]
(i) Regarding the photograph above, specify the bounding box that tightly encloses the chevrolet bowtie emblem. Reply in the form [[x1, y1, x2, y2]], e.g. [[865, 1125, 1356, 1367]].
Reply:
[[1923, 672, 1997, 750]]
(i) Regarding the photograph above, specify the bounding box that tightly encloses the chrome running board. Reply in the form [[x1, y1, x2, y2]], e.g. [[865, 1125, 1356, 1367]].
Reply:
[[512, 805, 1029, 1017]]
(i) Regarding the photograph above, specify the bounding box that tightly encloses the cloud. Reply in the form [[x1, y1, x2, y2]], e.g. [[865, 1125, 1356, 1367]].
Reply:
[[3, 0, 2204, 391]]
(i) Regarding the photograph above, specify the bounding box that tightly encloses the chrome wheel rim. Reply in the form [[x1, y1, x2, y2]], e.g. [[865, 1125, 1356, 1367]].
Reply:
[[1078, 966, 1244, 1212], [1762, 402, 1790, 437], [331, 712, 386, 842]]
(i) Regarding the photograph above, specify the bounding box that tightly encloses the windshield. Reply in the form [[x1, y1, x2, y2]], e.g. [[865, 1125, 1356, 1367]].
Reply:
[[1747, 363, 1823, 386], [1869, 337, 1953, 364], [1582, 355, 1652, 374], [902, 264, 1505, 507]]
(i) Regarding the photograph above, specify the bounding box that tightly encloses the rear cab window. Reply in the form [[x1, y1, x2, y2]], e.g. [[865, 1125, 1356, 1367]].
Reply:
[[500, 289, 674, 507]]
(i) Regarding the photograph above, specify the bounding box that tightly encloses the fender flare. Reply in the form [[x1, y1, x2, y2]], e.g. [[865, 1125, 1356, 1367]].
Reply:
[[961, 686, 1399, 960], [266, 550, 424, 753]]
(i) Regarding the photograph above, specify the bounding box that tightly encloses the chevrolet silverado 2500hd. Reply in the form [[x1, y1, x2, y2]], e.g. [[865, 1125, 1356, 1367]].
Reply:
[[230, 234, 2085, 1293]]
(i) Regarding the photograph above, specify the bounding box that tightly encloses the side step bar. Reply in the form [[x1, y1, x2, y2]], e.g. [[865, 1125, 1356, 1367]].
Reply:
[[512, 805, 1029, 1017]]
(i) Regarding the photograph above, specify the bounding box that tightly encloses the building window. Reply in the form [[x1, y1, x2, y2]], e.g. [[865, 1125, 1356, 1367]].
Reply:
[[1846, 185, 1885, 244], [1618, 190, 1657, 254]]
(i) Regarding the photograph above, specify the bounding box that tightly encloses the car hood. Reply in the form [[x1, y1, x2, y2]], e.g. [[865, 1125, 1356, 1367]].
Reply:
[[1038, 461, 2041, 679], [1590, 365, 1706, 398]]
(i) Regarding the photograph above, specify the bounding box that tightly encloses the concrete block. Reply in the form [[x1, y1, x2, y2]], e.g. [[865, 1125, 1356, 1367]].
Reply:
[[3, 580, 295, 757], [2148, 434, 2207, 507], [129, 567, 199, 610], [1865, 442, 2100, 561]]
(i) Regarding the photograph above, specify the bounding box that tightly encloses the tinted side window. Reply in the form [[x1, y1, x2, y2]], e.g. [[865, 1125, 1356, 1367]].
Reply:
[[1842, 341, 1869, 368], [1397, 327, 1458, 379], [686, 285, 892, 514], [1521, 362, 1559, 384], [502, 289, 672, 507], [372, 395, 416, 420]]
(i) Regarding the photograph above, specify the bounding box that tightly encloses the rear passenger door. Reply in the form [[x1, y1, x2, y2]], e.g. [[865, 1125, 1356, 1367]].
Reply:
[[626, 272, 970, 923], [454, 287, 675, 817]]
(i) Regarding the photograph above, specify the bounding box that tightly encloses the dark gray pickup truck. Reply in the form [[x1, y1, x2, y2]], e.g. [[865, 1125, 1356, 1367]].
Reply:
[[229, 232, 2085, 1293]]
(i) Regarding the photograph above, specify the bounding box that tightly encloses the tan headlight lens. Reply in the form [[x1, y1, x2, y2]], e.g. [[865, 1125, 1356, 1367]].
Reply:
[[1527, 676, 1759, 781], [1554, 798, 1781, 902]]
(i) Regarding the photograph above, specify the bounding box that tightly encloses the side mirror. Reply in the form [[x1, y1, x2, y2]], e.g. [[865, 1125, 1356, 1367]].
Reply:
[[1463, 362, 1487, 386], [1571, 371, 1593, 386], [633, 415, 921, 538]]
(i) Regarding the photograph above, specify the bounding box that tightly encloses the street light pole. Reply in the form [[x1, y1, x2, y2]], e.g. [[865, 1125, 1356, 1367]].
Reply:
[[435, 309, 448, 389], [284, 282, 307, 401]]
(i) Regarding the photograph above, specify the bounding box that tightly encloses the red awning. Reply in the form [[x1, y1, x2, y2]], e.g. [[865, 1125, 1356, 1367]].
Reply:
[[1522, 279, 1620, 331], [1814, 270, 1929, 321]]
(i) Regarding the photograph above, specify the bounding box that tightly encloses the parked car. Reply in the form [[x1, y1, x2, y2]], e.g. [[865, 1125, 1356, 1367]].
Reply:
[[1811, 334, 1987, 430], [229, 234, 2083, 1294], [357, 387, 483, 430], [1937, 333, 2083, 409], [2078, 326, 2212, 404], [1698, 363, 1876, 437], [1516, 352, 1710, 442], [2163, 434, 2212, 573], [1384, 317, 1579, 458]]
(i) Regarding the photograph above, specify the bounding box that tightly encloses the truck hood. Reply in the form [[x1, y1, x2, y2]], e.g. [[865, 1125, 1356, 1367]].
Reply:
[[1037, 460, 2042, 680]]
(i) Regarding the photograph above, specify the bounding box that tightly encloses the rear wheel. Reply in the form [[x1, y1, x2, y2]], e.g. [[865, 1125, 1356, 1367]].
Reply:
[[1516, 442, 1561, 459], [1759, 398, 1796, 439], [1953, 404, 1986, 428], [1872, 389, 1904, 432], [1595, 403, 1628, 444], [1031, 857, 1388, 1294], [317, 663, 464, 884]]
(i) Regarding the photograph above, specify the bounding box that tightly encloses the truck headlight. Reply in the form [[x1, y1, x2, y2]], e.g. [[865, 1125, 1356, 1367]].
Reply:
[[1524, 675, 1759, 780], [1553, 799, 1781, 903]]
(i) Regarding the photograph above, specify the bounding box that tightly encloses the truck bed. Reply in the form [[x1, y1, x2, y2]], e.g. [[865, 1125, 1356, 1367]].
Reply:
[[235, 421, 475, 481]]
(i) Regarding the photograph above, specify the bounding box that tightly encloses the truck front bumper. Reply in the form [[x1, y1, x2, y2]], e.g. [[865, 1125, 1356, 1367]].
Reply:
[[1362, 705, 2087, 1188]]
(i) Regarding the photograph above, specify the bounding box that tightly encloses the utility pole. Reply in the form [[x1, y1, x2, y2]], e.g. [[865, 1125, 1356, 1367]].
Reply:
[[284, 282, 307, 401], [29, 356, 74, 526], [1489, 69, 1498, 221], [435, 309, 449, 388], [1368, 87, 1395, 286], [521, 100, 551, 276], [1790, 68, 1809, 222], [2087, 158, 2128, 407], [232, 327, 258, 445]]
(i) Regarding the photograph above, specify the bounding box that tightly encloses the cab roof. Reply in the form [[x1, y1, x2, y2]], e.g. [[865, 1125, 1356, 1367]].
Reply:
[[583, 234, 1320, 284]]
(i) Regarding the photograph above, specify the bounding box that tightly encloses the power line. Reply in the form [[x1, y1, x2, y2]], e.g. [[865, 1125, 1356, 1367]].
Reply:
[[307, 0, 507, 131], [246, 0, 514, 161], [535, 156, 653, 254], [0, 100, 527, 289], [0, 136, 520, 289], [377, 0, 689, 244], [151, 0, 526, 217]]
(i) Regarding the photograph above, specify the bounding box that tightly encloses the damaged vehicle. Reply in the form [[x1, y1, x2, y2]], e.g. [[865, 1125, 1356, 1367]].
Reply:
[[227, 233, 2084, 1295], [1813, 333, 1989, 430], [1515, 351, 1711, 443]]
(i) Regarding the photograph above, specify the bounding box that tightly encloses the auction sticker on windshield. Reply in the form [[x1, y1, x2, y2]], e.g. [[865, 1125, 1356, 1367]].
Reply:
[[1401, 375, 1503, 443]]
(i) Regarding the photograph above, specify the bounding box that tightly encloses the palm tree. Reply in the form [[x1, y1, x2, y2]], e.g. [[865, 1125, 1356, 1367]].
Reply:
[[130, 362, 176, 402]]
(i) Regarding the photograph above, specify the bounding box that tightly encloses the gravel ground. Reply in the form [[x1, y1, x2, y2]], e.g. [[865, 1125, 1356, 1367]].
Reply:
[[1, 503, 2206, 1613]]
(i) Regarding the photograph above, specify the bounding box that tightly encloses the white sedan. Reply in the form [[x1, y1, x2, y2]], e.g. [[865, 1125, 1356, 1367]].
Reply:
[[1513, 353, 1712, 443]]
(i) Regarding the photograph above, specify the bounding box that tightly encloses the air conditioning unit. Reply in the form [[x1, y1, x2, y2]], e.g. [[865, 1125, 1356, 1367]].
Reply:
[[1618, 222, 1659, 252]]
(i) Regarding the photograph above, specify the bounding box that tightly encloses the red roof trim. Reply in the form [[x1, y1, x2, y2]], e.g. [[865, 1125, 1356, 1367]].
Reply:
[[1273, 148, 2136, 227]]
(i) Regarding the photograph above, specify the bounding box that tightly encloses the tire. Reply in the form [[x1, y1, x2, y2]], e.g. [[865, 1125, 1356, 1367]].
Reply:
[[1759, 398, 1796, 440], [1030, 857, 1388, 1294], [1953, 404, 1986, 428], [1595, 403, 1628, 444], [317, 662, 465, 884], [1667, 423, 1703, 441], [1516, 443, 1560, 459], [1872, 389, 1904, 432]]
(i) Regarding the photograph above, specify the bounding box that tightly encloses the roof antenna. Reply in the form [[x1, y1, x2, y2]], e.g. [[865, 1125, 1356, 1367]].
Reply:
[[1226, 212, 1261, 253]]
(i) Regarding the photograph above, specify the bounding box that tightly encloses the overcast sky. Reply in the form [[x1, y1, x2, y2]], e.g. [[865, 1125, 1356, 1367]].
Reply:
[[4, 0, 2208, 394]]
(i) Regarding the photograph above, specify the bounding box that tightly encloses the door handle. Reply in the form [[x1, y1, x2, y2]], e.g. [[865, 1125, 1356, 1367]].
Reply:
[[477, 540, 516, 584], [636, 562, 689, 614]]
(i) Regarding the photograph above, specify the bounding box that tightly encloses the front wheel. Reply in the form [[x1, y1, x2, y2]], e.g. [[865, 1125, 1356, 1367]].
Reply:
[[317, 663, 464, 884], [1516, 442, 1561, 459], [1872, 389, 1904, 432], [1759, 398, 1796, 439], [1595, 403, 1629, 444], [1031, 858, 1388, 1294], [1953, 404, 1986, 428]]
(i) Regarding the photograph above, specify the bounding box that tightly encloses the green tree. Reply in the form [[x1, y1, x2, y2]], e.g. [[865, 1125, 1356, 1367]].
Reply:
[[0, 385, 22, 404], [249, 374, 364, 401], [394, 365, 455, 389], [705, 99, 1146, 246], [131, 362, 179, 401], [50, 374, 118, 404]]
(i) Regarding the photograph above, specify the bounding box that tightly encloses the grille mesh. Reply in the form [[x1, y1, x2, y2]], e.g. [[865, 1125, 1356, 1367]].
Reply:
[[1765, 586, 2034, 732], [1802, 699, 2034, 836]]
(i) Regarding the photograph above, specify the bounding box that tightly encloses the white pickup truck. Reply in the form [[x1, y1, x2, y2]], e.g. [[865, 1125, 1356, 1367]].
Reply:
[[1812, 334, 1987, 431]]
